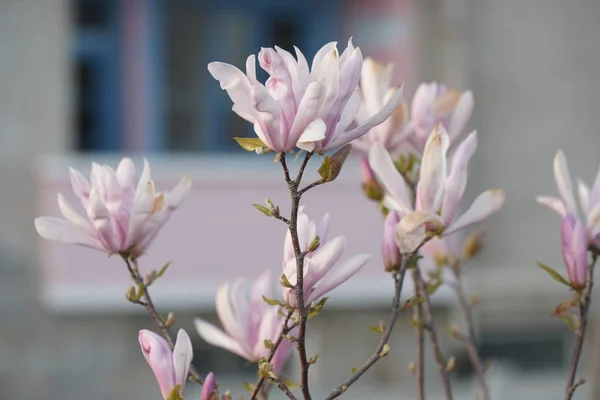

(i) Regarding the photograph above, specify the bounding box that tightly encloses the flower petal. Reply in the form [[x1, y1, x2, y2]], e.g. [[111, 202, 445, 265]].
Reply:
[[578, 180, 591, 213], [306, 253, 371, 303], [326, 85, 404, 150], [448, 90, 474, 142], [57, 193, 92, 229], [172, 329, 193, 391], [166, 175, 192, 210], [395, 211, 443, 253], [215, 282, 244, 345], [553, 150, 578, 214], [309, 236, 347, 284], [416, 126, 449, 213], [536, 195, 567, 217], [441, 131, 477, 224], [368, 142, 413, 214], [444, 189, 505, 235], [34, 217, 104, 250], [194, 319, 252, 360]]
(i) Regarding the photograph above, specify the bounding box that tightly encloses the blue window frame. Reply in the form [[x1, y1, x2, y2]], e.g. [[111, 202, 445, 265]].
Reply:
[[74, 0, 121, 151]]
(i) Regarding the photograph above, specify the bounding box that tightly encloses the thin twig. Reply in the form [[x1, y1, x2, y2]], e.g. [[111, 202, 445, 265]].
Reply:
[[565, 252, 598, 400], [412, 269, 425, 400], [414, 268, 453, 400], [250, 311, 296, 399], [452, 265, 489, 400], [298, 180, 323, 196], [123, 256, 204, 384], [323, 267, 408, 400], [269, 377, 299, 400]]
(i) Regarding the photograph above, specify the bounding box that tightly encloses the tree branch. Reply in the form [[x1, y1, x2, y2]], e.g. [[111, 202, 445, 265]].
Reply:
[[412, 269, 425, 400], [414, 268, 453, 400], [451, 264, 489, 400], [123, 256, 204, 384]]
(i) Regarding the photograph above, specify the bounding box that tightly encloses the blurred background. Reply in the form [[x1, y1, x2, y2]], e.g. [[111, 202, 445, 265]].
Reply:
[[1, 0, 600, 398]]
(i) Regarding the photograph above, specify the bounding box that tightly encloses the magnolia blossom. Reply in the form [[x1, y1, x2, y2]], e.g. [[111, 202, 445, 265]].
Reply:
[[34, 158, 191, 257], [369, 127, 505, 253], [561, 214, 588, 288], [382, 211, 402, 272], [139, 329, 193, 400], [208, 39, 403, 153], [200, 372, 218, 400], [282, 207, 371, 306], [195, 272, 293, 374], [352, 58, 408, 155], [537, 150, 600, 248], [404, 82, 474, 155]]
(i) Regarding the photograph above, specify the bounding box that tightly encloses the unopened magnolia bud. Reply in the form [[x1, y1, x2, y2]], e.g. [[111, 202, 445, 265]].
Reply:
[[165, 312, 176, 327], [361, 157, 384, 201], [382, 211, 402, 272], [125, 286, 137, 303], [448, 324, 461, 338], [328, 143, 352, 182]]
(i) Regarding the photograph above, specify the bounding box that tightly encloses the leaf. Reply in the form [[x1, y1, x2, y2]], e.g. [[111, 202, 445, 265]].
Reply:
[[233, 137, 272, 154], [135, 282, 146, 302], [562, 315, 581, 333], [241, 382, 255, 393], [307, 235, 320, 252], [370, 325, 384, 334], [280, 273, 294, 289], [537, 262, 570, 287], [253, 203, 273, 217], [406, 255, 423, 270], [308, 297, 329, 319], [402, 296, 425, 309], [264, 339, 273, 350], [281, 377, 299, 391], [350, 367, 357, 374], [262, 295, 286, 307], [379, 343, 390, 357], [408, 316, 424, 328], [551, 299, 576, 317], [156, 262, 171, 278], [309, 354, 319, 364], [317, 156, 332, 181], [427, 280, 443, 295]]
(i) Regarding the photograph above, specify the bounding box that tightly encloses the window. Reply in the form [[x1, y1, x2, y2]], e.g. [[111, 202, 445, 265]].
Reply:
[[73, 0, 120, 151]]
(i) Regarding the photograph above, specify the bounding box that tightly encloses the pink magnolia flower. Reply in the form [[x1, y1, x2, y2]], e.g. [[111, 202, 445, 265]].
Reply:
[[352, 58, 408, 156], [194, 271, 293, 374], [382, 211, 402, 272], [537, 150, 600, 248], [139, 329, 193, 400], [282, 207, 371, 307], [403, 82, 474, 155], [369, 126, 505, 253], [208, 39, 403, 154], [34, 158, 191, 257], [200, 372, 218, 400], [561, 214, 588, 288]]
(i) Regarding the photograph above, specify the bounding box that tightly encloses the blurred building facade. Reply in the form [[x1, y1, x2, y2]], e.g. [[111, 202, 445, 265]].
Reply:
[[2, 0, 600, 399]]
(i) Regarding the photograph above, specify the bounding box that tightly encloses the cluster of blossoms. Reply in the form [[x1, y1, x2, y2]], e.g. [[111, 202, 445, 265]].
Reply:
[[34, 37, 590, 400]]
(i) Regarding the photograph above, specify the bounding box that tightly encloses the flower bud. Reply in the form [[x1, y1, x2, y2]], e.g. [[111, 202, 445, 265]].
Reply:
[[200, 372, 219, 400], [360, 157, 384, 201], [382, 211, 402, 272]]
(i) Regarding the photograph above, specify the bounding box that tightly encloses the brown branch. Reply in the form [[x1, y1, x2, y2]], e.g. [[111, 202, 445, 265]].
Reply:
[[412, 269, 425, 400], [280, 151, 314, 400], [451, 265, 489, 400], [122, 256, 204, 384], [250, 311, 296, 399], [565, 252, 598, 400], [414, 268, 453, 400], [298, 180, 324, 196]]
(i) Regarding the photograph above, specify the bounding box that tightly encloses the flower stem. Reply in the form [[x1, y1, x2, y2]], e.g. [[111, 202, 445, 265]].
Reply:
[[565, 252, 598, 400], [412, 269, 426, 400]]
